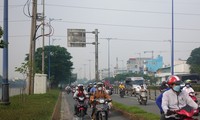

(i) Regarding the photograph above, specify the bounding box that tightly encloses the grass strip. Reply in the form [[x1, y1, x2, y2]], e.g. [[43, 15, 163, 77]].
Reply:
[[112, 101, 160, 120], [0, 89, 59, 120]]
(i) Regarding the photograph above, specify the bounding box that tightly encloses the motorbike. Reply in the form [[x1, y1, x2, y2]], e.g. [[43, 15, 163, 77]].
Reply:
[[189, 92, 198, 103], [66, 88, 71, 94], [119, 88, 125, 98], [94, 98, 111, 120], [137, 90, 147, 105], [72, 88, 76, 95], [167, 105, 199, 120], [75, 96, 88, 120]]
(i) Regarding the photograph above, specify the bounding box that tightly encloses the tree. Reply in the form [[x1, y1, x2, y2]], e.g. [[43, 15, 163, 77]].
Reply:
[[187, 47, 200, 74], [23, 45, 73, 87], [0, 26, 4, 48], [36, 46, 73, 87], [0, 26, 3, 38]]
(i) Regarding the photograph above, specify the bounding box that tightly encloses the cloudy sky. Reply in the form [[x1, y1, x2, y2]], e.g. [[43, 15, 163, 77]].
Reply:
[[0, 0, 200, 80]]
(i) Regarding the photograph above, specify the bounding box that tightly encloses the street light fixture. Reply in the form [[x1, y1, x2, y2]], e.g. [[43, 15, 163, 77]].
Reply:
[[100, 38, 117, 79], [48, 18, 62, 82]]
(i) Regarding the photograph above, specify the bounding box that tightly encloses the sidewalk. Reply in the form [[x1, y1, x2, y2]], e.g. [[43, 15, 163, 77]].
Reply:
[[60, 91, 73, 120]]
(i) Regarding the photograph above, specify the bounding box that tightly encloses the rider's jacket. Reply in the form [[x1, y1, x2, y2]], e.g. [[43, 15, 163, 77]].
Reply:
[[90, 90, 111, 101], [118, 84, 125, 89], [182, 86, 194, 94], [73, 90, 88, 98], [162, 89, 198, 114]]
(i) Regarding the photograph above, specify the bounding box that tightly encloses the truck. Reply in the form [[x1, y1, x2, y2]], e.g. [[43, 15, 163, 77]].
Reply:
[[125, 77, 147, 96]]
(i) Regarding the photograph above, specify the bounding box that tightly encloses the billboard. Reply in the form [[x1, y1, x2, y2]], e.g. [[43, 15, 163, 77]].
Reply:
[[67, 29, 86, 47]]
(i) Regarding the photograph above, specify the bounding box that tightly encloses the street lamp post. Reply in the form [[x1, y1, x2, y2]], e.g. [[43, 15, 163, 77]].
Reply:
[[88, 60, 92, 81], [100, 38, 117, 78], [136, 53, 141, 72], [1, 0, 10, 105], [108, 38, 110, 78], [48, 18, 61, 82], [171, 0, 174, 75]]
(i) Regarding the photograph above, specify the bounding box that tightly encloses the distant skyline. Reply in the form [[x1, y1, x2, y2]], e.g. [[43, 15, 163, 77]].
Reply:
[[0, 0, 200, 80]]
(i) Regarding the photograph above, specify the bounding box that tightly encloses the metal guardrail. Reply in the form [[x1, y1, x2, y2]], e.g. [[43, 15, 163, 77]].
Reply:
[[113, 87, 200, 101]]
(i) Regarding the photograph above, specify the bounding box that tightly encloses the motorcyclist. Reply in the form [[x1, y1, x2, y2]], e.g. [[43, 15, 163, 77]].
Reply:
[[161, 75, 198, 120], [65, 85, 71, 93], [118, 82, 125, 93], [182, 80, 195, 95], [90, 82, 112, 119], [138, 85, 147, 102], [87, 83, 93, 94], [159, 81, 168, 93], [73, 84, 89, 115], [156, 82, 170, 120], [90, 83, 97, 95]]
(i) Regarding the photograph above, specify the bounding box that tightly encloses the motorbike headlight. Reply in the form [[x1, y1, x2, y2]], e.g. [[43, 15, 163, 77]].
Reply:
[[99, 99, 105, 104], [79, 97, 85, 101]]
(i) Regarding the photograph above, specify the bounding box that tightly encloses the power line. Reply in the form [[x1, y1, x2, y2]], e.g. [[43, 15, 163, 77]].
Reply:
[[8, 35, 200, 44], [1, 3, 200, 16], [45, 4, 200, 16], [1, 19, 200, 31], [100, 38, 200, 43], [60, 20, 200, 31]]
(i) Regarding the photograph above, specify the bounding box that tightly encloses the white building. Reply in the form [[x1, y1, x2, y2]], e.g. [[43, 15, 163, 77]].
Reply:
[[155, 60, 190, 83]]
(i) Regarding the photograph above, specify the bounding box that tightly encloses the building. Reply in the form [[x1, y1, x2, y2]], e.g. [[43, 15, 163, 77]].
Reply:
[[127, 57, 150, 73], [144, 55, 163, 74], [155, 60, 190, 83]]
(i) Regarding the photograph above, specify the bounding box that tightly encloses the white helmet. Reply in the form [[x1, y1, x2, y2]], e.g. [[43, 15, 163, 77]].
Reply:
[[78, 84, 83, 87]]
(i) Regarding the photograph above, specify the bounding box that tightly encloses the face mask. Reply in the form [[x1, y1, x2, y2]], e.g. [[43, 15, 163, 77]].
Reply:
[[98, 87, 102, 91], [173, 85, 181, 92]]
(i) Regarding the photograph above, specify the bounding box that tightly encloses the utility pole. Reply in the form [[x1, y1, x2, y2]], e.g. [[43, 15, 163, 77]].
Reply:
[[28, 0, 37, 94], [94, 29, 99, 82], [136, 53, 141, 72], [41, 0, 45, 74], [1, 0, 10, 105], [83, 64, 87, 80], [88, 59, 92, 81]]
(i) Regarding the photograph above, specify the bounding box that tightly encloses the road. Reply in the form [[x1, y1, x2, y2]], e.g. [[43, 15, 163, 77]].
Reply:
[[64, 92, 129, 120], [112, 92, 200, 119], [63, 91, 200, 120], [112, 93, 160, 115]]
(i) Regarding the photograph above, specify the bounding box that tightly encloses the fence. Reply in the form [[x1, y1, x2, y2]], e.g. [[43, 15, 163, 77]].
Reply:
[[113, 86, 200, 100], [0, 87, 26, 98]]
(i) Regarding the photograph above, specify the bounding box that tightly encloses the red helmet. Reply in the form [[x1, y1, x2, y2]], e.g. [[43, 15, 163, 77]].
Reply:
[[167, 75, 181, 85]]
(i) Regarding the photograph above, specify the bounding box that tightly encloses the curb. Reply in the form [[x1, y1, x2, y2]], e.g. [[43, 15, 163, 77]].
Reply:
[[51, 92, 62, 120], [112, 106, 145, 120]]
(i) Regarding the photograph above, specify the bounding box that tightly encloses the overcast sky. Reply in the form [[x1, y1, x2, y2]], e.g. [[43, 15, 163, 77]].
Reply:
[[0, 0, 200, 80]]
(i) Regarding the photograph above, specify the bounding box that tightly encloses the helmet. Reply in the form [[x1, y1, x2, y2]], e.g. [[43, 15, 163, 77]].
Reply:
[[185, 79, 191, 83], [167, 75, 181, 85], [78, 84, 83, 90], [97, 82, 103, 87], [78, 84, 83, 87]]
